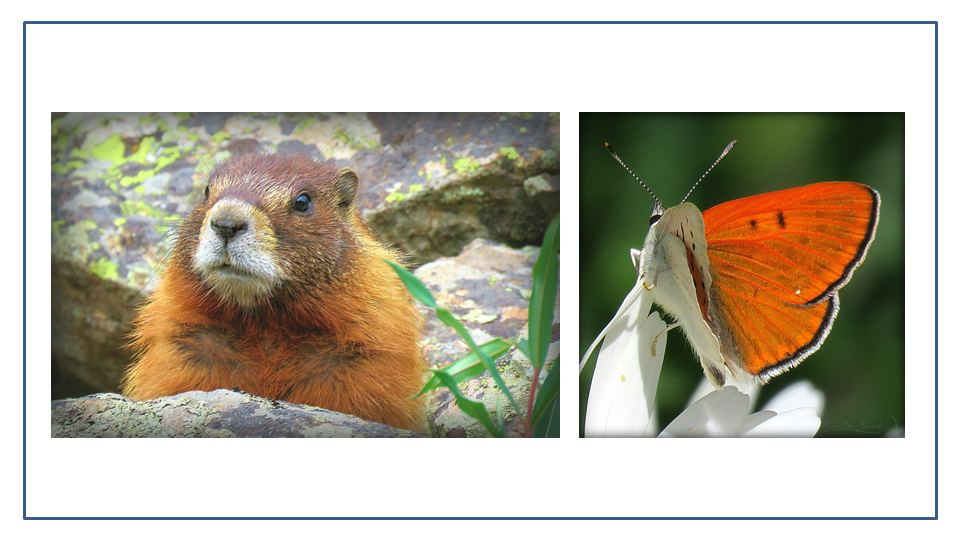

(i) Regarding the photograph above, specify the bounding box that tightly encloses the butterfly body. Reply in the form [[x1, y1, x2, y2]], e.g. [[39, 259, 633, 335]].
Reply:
[[640, 202, 730, 387], [640, 182, 880, 388]]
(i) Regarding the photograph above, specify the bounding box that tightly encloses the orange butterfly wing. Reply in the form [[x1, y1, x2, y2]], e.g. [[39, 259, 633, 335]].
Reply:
[[701, 182, 880, 381]]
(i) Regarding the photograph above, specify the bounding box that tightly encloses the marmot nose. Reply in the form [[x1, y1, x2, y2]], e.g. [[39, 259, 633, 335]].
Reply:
[[212, 218, 248, 240]]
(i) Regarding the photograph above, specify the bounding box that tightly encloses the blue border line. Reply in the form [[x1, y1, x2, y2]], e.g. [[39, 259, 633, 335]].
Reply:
[[29, 20, 937, 521], [22, 18, 28, 526], [21, 20, 939, 24], [933, 20, 939, 520]]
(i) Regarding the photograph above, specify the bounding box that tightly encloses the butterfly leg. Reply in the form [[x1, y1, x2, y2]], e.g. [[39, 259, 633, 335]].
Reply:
[[651, 322, 680, 356]]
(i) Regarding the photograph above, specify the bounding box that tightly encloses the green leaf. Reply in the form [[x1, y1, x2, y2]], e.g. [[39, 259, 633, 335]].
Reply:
[[435, 307, 519, 413], [528, 214, 559, 370], [533, 390, 559, 438], [382, 258, 437, 308], [435, 371, 504, 437], [514, 337, 532, 361], [417, 338, 512, 396], [531, 358, 559, 427]]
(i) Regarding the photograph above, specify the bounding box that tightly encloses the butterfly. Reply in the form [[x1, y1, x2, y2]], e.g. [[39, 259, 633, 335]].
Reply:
[[609, 141, 880, 388]]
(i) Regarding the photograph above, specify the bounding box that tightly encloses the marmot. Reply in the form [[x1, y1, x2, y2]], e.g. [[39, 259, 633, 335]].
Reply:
[[122, 153, 426, 432]]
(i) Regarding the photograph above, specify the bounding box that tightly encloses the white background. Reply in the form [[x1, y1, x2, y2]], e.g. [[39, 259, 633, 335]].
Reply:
[[6, 0, 956, 538]]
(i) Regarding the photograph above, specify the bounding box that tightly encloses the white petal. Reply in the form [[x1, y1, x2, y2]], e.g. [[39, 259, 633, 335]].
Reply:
[[637, 310, 667, 436], [584, 277, 663, 437], [761, 380, 825, 416], [737, 410, 777, 433], [659, 386, 750, 437], [740, 407, 822, 437], [579, 272, 653, 371], [687, 375, 759, 410]]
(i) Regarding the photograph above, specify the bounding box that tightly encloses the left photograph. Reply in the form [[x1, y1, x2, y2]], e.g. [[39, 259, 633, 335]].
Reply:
[[50, 112, 559, 438]]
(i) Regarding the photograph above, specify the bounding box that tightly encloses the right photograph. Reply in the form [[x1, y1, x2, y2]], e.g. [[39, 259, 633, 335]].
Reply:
[[579, 112, 905, 438]]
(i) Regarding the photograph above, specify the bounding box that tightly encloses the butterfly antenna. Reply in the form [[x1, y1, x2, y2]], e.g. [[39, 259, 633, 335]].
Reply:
[[605, 142, 661, 206], [680, 140, 737, 204]]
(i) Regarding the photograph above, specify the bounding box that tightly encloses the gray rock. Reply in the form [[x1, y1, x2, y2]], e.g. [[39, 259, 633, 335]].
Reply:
[[51, 390, 423, 438]]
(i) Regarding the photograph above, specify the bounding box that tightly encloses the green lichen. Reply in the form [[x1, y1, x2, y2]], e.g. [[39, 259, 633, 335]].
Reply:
[[174, 112, 192, 120], [89, 257, 119, 280], [113, 217, 127, 227], [210, 131, 232, 144], [500, 146, 520, 160], [127, 137, 157, 164], [441, 186, 484, 204], [385, 192, 406, 203], [408, 184, 423, 193], [51, 163, 69, 174], [51, 219, 66, 236], [120, 200, 169, 219], [294, 117, 316, 134], [157, 146, 182, 168], [519, 127, 527, 134], [453, 157, 481, 175], [90, 134, 125, 164], [120, 169, 156, 187]]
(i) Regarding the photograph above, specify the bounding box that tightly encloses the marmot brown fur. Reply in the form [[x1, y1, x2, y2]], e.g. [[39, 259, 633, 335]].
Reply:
[[122, 153, 426, 432]]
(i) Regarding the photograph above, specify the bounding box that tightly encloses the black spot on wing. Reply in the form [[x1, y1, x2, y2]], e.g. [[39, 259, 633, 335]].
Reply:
[[777, 211, 786, 229]]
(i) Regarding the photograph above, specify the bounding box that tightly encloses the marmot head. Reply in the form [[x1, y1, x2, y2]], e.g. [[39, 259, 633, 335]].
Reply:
[[180, 153, 361, 308]]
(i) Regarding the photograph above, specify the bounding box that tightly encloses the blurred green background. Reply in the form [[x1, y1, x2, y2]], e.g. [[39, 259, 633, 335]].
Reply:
[[579, 113, 905, 437]]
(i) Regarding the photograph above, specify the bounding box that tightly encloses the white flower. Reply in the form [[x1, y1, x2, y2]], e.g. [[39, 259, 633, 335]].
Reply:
[[659, 380, 824, 438]]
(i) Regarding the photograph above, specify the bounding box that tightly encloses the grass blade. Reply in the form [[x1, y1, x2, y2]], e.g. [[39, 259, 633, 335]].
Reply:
[[528, 214, 559, 370]]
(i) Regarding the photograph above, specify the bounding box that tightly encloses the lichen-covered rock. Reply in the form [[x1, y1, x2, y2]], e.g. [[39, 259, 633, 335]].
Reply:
[[51, 390, 424, 438]]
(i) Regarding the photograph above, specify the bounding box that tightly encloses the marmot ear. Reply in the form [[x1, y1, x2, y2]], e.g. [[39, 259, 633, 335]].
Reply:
[[334, 167, 359, 210]]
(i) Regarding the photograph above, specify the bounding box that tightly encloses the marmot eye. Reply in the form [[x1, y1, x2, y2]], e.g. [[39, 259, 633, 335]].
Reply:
[[204, 185, 210, 200], [293, 193, 312, 213]]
